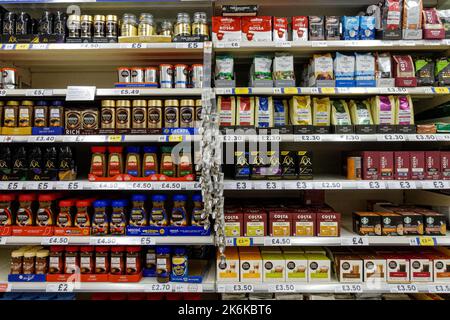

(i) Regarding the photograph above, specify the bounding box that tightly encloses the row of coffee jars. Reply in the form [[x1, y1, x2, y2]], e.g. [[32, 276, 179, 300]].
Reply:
[[101, 99, 203, 129]]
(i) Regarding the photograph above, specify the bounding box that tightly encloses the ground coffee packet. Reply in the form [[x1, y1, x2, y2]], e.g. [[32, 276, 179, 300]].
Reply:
[[435, 57, 450, 86], [215, 55, 234, 80], [414, 57, 435, 86]]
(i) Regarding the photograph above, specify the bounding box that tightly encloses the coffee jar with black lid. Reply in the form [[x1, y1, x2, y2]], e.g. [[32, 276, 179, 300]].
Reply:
[[106, 15, 118, 38], [38, 11, 54, 35], [67, 14, 81, 38], [81, 15, 93, 39], [16, 12, 31, 35]]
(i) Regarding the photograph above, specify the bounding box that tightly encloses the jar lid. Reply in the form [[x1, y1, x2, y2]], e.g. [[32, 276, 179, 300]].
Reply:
[[152, 194, 167, 202], [11, 250, 24, 258], [139, 13, 154, 20], [132, 100, 147, 107], [106, 15, 118, 22], [51, 100, 64, 107], [38, 194, 55, 202], [195, 99, 202, 107], [180, 99, 194, 107], [131, 194, 147, 202], [36, 250, 49, 258], [112, 199, 128, 207], [116, 100, 131, 107], [35, 101, 48, 106], [21, 100, 34, 106], [91, 146, 107, 153], [95, 246, 110, 253], [6, 101, 19, 106], [76, 200, 91, 207], [147, 99, 162, 107], [24, 250, 36, 258], [59, 199, 75, 207], [50, 246, 65, 252], [173, 194, 188, 202], [93, 199, 110, 208], [65, 246, 79, 252], [19, 194, 36, 202], [94, 15, 105, 21], [164, 99, 179, 107], [126, 146, 140, 154], [108, 146, 123, 153], [101, 100, 115, 108], [80, 246, 94, 252], [122, 13, 137, 21], [68, 14, 80, 20], [143, 146, 158, 153], [111, 246, 125, 252], [81, 15, 93, 21], [192, 193, 202, 202], [0, 194, 15, 201], [126, 246, 141, 253], [156, 246, 171, 255], [145, 67, 158, 71]]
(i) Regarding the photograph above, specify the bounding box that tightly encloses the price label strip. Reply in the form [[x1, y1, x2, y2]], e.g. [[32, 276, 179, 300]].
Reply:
[[253, 181, 282, 190], [264, 237, 292, 246], [233, 237, 253, 247], [410, 236, 437, 246], [145, 283, 173, 292], [358, 181, 384, 190], [336, 284, 363, 293], [390, 284, 418, 293], [46, 283, 75, 293], [268, 284, 296, 293], [341, 236, 369, 246], [283, 181, 313, 190], [41, 237, 69, 245], [429, 284, 450, 293]]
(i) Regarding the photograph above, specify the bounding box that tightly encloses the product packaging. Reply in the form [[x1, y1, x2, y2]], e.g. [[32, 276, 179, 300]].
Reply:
[[435, 57, 450, 86], [379, 212, 403, 235], [441, 151, 450, 180], [273, 99, 289, 127], [216, 248, 239, 283], [236, 97, 255, 126], [215, 55, 234, 81], [212, 17, 242, 43], [349, 100, 374, 125], [353, 212, 382, 236], [334, 52, 355, 82], [355, 52, 375, 83], [415, 57, 435, 86], [309, 16, 324, 40], [310, 53, 334, 85], [362, 151, 380, 180], [255, 96, 274, 128], [371, 95, 395, 125], [316, 212, 340, 237], [273, 53, 295, 81], [218, 96, 236, 126], [312, 97, 331, 126], [284, 253, 308, 282], [298, 151, 313, 179], [262, 252, 286, 282], [306, 254, 331, 282], [273, 17, 288, 42], [438, 9, 450, 38], [394, 151, 411, 180], [402, 0, 423, 39], [381, 0, 402, 39], [290, 96, 312, 126], [342, 16, 359, 40], [359, 16, 376, 40], [242, 16, 272, 42], [410, 151, 425, 180], [395, 95, 414, 125], [292, 16, 308, 41], [335, 255, 363, 283], [423, 8, 445, 39], [251, 55, 272, 81], [240, 250, 262, 283], [331, 100, 352, 126], [380, 151, 394, 180], [325, 16, 340, 40], [269, 212, 292, 236], [376, 53, 393, 79], [425, 151, 441, 180], [244, 212, 267, 237], [224, 211, 243, 237]]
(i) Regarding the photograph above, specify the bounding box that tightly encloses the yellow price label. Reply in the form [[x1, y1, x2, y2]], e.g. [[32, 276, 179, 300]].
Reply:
[[283, 87, 298, 94], [15, 44, 30, 50], [321, 87, 336, 94], [434, 87, 449, 94], [234, 88, 250, 95], [168, 135, 183, 142], [418, 237, 436, 246], [107, 135, 122, 142], [235, 237, 251, 246]]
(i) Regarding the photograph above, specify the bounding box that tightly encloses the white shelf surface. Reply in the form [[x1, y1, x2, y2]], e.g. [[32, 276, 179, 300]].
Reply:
[[224, 178, 450, 191], [0, 180, 201, 191]]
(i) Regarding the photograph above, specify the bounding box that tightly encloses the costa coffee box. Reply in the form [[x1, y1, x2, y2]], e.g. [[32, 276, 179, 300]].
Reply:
[[224, 211, 243, 237], [273, 17, 288, 42], [244, 212, 267, 237], [360, 254, 386, 282], [394, 152, 410, 180], [316, 212, 341, 237], [292, 212, 316, 236], [379, 151, 394, 180], [292, 16, 308, 41], [441, 151, 450, 180], [361, 151, 379, 180], [425, 151, 441, 180], [410, 256, 433, 282], [212, 17, 242, 43], [410, 151, 425, 180], [385, 255, 410, 283], [422, 212, 447, 236], [241, 16, 272, 42], [396, 212, 424, 235], [269, 211, 292, 237]]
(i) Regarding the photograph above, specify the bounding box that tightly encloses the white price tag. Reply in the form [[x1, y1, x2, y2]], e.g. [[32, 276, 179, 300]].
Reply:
[[388, 181, 415, 189], [275, 41, 292, 48], [89, 237, 118, 245], [42, 237, 69, 245], [311, 41, 327, 47], [410, 134, 437, 142], [26, 89, 53, 96], [225, 238, 235, 246], [384, 87, 408, 94], [140, 237, 155, 246], [359, 181, 384, 190], [254, 181, 281, 190], [55, 181, 81, 190], [230, 284, 254, 293], [160, 182, 182, 190], [223, 135, 244, 142], [235, 181, 250, 190], [80, 43, 100, 49], [264, 237, 292, 246], [130, 43, 143, 49], [421, 180, 447, 189], [258, 135, 281, 142], [341, 236, 369, 246], [338, 135, 360, 142], [128, 182, 153, 190], [146, 283, 172, 292], [46, 283, 74, 293], [66, 86, 96, 101], [215, 41, 240, 48], [3, 182, 23, 190], [3, 44, 15, 50], [378, 134, 405, 141], [390, 284, 418, 293], [400, 40, 416, 47], [269, 284, 296, 292], [31, 43, 48, 50], [429, 284, 450, 293], [316, 181, 342, 189], [96, 182, 119, 190], [176, 42, 200, 49], [0, 237, 6, 245], [336, 284, 363, 293], [119, 89, 140, 95], [296, 135, 321, 142], [284, 181, 313, 190], [28, 136, 56, 143], [174, 284, 203, 293], [27, 182, 52, 190]]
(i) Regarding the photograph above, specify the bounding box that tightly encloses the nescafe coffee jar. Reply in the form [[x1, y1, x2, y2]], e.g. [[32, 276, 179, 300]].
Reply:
[[49, 246, 64, 274], [180, 99, 195, 128], [80, 246, 94, 274], [36, 193, 56, 226], [65, 246, 79, 274], [56, 199, 74, 228], [95, 246, 110, 274], [94, 15, 105, 38], [35, 249, 49, 274], [101, 100, 115, 129], [132, 100, 147, 129], [17, 194, 37, 226], [110, 246, 125, 275], [164, 99, 179, 128], [147, 100, 162, 129], [126, 246, 142, 275], [116, 100, 131, 129], [0, 194, 15, 227]]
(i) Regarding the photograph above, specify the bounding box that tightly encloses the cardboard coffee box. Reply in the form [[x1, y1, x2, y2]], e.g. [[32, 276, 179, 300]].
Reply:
[[316, 212, 341, 237], [425, 151, 441, 180], [262, 252, 286, 282], [284, 253, 308, 282], [224, 211, 243, 237], [441, 151, 450, 180], [385, 254, 410, 283], [360, 255, 387, 282], [244, 212, 267, 237], [239, 250, 263, 283], [292, 212, 316, 236], [269, 211, 292, 237], [306, 253, 331, 282], [362, 151, 379, 180], [379, 212, 403, 236], [410, 256, 433, 282], [334, 255, 363, 283], [422, 212, 447, 236], [432, 254, 450, 282], [353, 212, 381, 236], [380, 151, 394, 180], [394, 151, 411, 180], [216, 247, 240, 283], [410, 151, 425, 180], [396, 211, 424, 235]]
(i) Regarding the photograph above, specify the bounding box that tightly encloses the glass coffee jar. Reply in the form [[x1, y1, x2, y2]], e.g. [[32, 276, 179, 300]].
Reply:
[[174, 13, 191, 37], [121, 13, 137, 37], [138, 13, 155, 36], [192, 12, 209, 39]]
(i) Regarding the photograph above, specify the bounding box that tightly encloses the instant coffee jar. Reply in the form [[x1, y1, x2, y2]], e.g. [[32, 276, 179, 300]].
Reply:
[[121, 13, 138, 37], [94, 15, 106, 38], [174, 12, 191, 37], [101, 100, 115, 129], [116, 100, 131, 129], [164, 99, 179, 128], [106, 15, 118, 38], [148, 100, 162, 129], [132, 100, 147, 129]]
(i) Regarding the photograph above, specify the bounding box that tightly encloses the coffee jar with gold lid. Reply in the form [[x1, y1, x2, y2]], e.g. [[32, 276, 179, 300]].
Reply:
[[148, 99, 162, 129], [192, 12, 209, 39], [94, 15, 106, 38], [19, 100, 33, 127], [121, 13, 138, 37], [164, 99, 179, 128], [116, 100, 131, 129], [195, 99, 203, 124], [3, 100, 19, 127], [101, 100, 115, 129], [80, 15, 93, 39], [159, 20, 173, 37], [138, 13, 155, 36], [174, 13, 191, 37], [106, 15, 118, 38], [67, 14, 81, 38], [180, 99, 195, 128], [132, 100, 147, 129]]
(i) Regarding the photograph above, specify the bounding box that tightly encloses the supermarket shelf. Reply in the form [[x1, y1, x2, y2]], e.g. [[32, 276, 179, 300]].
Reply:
[[225, 228, 450, 247], [0, 180, 201, 191], [0, 135, 201, 143], [215, 86, 446, 96], [213, 40, 450, 56], [224, 178, 450, 190], [0, 88, 203, 98], [216, 281, 450, 294], [220, 133, 450, 143], [0, 235, 214, 246]]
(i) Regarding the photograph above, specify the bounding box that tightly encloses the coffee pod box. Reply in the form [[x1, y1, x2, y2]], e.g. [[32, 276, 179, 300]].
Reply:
[[385, 255, 410, 283], [360, 255, 387, 282], [433, 249, 450, 282], [284, 253, 308, 282], [410, 256, 433, 282], [216, 247, 240, 283], [334, 255, 363, 283], [239, 248, 263, 283], [306, 253, 331, 282], [262, 252, 286, 282]]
